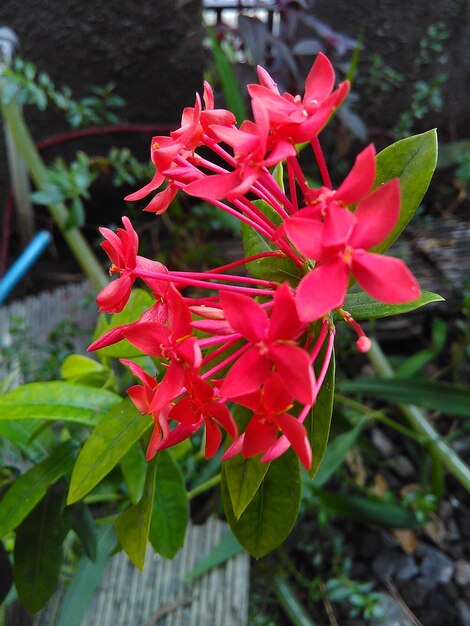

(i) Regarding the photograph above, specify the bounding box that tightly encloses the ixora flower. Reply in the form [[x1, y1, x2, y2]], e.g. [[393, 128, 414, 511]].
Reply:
[[282, 145, 421, 321], [90, 51, 430, 490]]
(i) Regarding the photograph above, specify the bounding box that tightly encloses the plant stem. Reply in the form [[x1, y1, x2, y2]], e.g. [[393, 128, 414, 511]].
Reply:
[[0, 89, 108, 292], [367, 339, 470, 491], [273, 575, 317, 626], [187, 474, 221, 499]]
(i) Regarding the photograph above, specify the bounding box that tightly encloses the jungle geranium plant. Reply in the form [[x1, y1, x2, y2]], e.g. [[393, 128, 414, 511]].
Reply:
[[0, 52, 443, 610]]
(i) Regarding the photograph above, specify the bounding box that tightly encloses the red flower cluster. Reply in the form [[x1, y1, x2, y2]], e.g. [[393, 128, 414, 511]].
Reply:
[[90, 53, 420, 469]]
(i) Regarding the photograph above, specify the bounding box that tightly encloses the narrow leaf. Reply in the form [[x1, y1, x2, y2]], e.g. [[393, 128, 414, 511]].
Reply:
[[0, 382, 121, 426], [184, 531, 243, 583], [341, 290, 444, 321], [314, 487, 420, 528], [373, 129, 438, 253], [55, 525, 116, 626], [0, 541, 13, 604], [338, 377, 470, 417], [222, 450, 301, 558], [13, 486, 65, 613], [67, 503, 97, 562], [306, 348, 335, 479], [68, 399, 150, 504], [149, 450, 188, 559], [314, 419, 368, 487], [115, 458, 156, 570], [0, 441, 75, 537]]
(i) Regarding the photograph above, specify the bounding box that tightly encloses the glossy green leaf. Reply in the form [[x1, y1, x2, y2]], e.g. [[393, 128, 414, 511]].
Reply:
[[0, 419, 47, 456], [222, 450, 301, 558], [314, 487, 420, 528], [67, 503, 97, 562], [241, 202, 301, 285], [373, 129, 438, 253], [149, 450, 188, 559], [341, 290, 444, 321], [93, 289, 155, 358], [0, 540, 13, 604], [306, 348, 335, 479], [55, 525, 116, 626], [115, 458, 156, 570], [0, 382, 121, 426], [0, 440, 75, 537], [120, 443, 147, 504], [224, 406, 270, 518], [184, 531, 243, 583], [13, 486, 65, 613], [68, 399, 151, 504], [314, 419, 368, 487], [338, 377, 470, 417], [61, 354, 113, 388]]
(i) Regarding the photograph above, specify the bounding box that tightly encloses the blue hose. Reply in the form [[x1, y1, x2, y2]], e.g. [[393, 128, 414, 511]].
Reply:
[[0, 230, 52, 305]]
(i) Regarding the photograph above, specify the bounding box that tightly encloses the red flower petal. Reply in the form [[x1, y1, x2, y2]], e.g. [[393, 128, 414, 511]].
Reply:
[[184, 170, 242, 201], [349, 179, 400, 250], [273, 413, 312, 469], [220, 291, 268, 343], [351, 250, 421, 303], [304, 52, 335, 108], [268, 283, 304, 342], [219, 347, 271, 399], [269, 343, 314, 405], [242, 415, 278, 458], [207, 402, 237, 439], [204, 418, 222, 458], [336, 144, 376, 205], [284, 215, 324, 259], [296, 256, 349, 322]]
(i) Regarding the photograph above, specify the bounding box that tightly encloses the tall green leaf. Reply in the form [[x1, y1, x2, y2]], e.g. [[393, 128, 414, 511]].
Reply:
[[306, 349, 335, 479], [0, 382, 121, 426], [0, 440, 75, 537], [115, 458, 156, 570], [222, 450, 301, 558], [206, 27, 248, 125], [184, 531, 243, 583], [0, 540, 12, 604], [373, 129, 438, 253], [55, 525, 116, 626], [149, 450, 188, 559], [338, 377, 470, 417], [13, 485, 66, 613], [120, 442, 147, 504], [66, 503, 97, 562], [68, 399, 150, 504]]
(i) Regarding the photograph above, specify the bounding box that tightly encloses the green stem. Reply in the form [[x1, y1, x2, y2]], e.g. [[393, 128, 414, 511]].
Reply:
[[187, 474, 221, 500], [368, 339, 470, 491], [0, 88, 108, 292], [273, 575, 317, 626]]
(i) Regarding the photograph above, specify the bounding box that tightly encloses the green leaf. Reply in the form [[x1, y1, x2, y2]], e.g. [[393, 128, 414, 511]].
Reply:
[[224, 407, 270, 518], [206, 27, 248, 125], [68, 399, 151, 504], [55, 525, 116, 626], [93, 289, 155, 358], [0, 441, 75, 537], [120, 443, 147, 504], [61, 354, 113, 388], [338, 377, 470, 417], [0, 382, 121, 426], [13, 485, 66, 613], [241, 203, 301, 285], [149, 450, 188, 559], [340, 290, 444, 321], [373, 129, 438, 253], [115, 458, 156, 570], [0, 540, 13, 604], [306, 348, 335, 479], [0, 419, 47, 456], [221, 450, 301, 558], [67, 503, 97, 562], [314, 419, 368, 487], [184, 531, 243, 583], [314, 487, 420, 528]]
